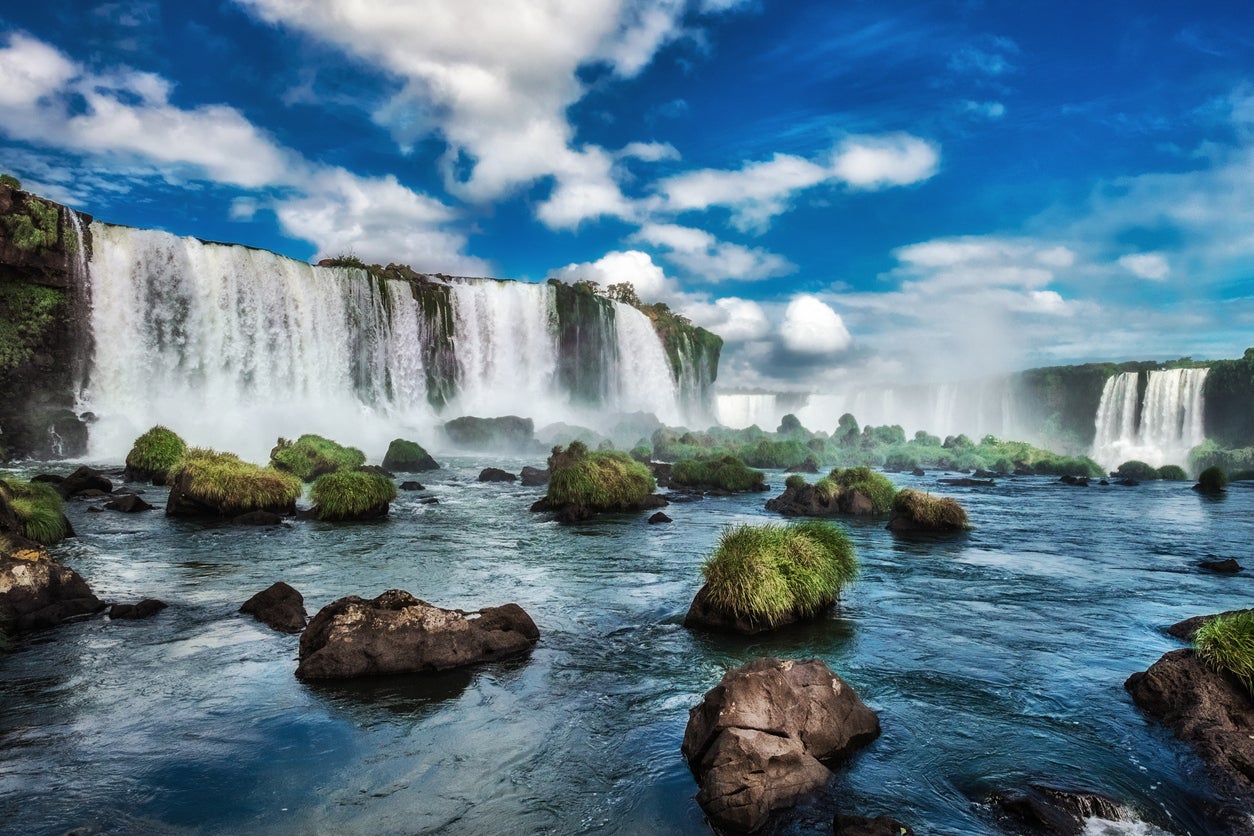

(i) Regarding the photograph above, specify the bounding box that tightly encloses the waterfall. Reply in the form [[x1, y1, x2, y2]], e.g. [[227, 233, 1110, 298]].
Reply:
[[716, 393, 784, 430], [81, 224, 693, 459], [1090, 368, 1209, 470]]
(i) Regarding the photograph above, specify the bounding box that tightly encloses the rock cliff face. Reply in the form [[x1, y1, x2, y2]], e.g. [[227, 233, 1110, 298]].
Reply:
[[0, 181, 93, 460]]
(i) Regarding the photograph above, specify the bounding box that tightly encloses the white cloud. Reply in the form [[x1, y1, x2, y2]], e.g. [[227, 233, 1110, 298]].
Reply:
[[962, 100, 1006, 120], [830, 134, 940, 190], [547, 249, 672, 302], [779, 294, 852, 354], [617, 141, 680, 162], [1118, 252, 1170, 280], [0, 34, 76, 108], [681, 296, 770, 342], [634, 222, 795, 281]]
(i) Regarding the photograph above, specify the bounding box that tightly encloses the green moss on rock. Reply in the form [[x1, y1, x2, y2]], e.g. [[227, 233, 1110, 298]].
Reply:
[[543, 442, 656, 514], [670, 456, 765, 492], [124, 425, 188, 484], [311, 470, 397, 521], [271, 434, 366, 482], [381, 438, 439, 472], [887, 489, 970, 532], [167, 448, 302, 517]]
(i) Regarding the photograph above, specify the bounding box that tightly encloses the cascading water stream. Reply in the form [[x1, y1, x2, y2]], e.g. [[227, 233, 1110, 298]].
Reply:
[[1090, 368, 1209, 470]]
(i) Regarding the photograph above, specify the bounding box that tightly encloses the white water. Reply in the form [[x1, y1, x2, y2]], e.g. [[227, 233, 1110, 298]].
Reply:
[[715, 393, 787, 431], [82, 224, 689, 460], [1090, 368, 1209, 471]]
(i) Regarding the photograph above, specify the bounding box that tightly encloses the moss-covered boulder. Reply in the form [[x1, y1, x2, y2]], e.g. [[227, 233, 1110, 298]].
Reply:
[[1157, 464, 1188, 481], [1114, 460, 1159, 480], [766, 466, 896, 518], [685, 520, 857, 635], [166, 448, 302, 518], [443, 415, 535, 451], [1195, 465, 1229, 495], [669, 456, 767, 493], [270, 434, 366, 482], [124, 425, 187, 484], [380, 438, 439, 472], [531, 441, 662, 523], [310, 469, 397, 521], [886, 489, 970, 532]]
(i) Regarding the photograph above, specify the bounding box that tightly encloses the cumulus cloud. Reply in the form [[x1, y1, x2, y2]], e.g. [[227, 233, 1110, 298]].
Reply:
[[0, 34, 76, 107], [778, 295, 852, 355], [830, 134, 940, 190], [547, 249, 673, 302], [1118, 252, 1170, 280], [634, 222, 795, 281], [681, 296, 771, 343]]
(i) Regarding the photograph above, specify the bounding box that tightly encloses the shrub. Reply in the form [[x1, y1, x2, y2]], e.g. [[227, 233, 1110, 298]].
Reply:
[[630, 444, 652, 463], [125, 425, 187, 478], [271, 434, 366, 482], [169, 448, 302, 515], [1194, 611, 1254, 694], [784, 474, 807, 491], [311, 470, 397, 521], [890, 489, 970, 531], [546, 443, 655, 512], [1156, 464, 1188, 481], [0, 173, 19, 190], [380, 438, 438, 471], [738, 438, 811, 469], [699, 521, 857, 628], [0, 479, 66, 545], [3, 196, 58, 251], [1115, 460, 1159, 480], [884, 450, 919, 472], [831, 466, 896, 514], [671, 456, 765, 492], [1197, 465, 1229, 494]]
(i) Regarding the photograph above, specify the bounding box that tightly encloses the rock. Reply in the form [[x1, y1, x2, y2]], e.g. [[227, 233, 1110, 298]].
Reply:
[[57, 466, 113, 499], [833, 813, 915, 836], [74, 488, 111, 499], [1059, 475, 1089, 487], [1169, 609, 1254, 641], [765, 484, 879, 518], [972, 469, 999, 479], [910, 467, 925, 477], [1125, 649, 1254, 816], [648, 511, 672, 524], [381, 439, 439, 472], [104, 494, 154, 513], [520, 466, 550, 486], [420, 497, 440, 505], [443, 415, 535, 451], [295, 590, 540, 679], [30, 473, 64, 485], [0, 549, 105, 632], [240, 582, 307, 633], [109, 599, 167, 619], [399, 481, 425, 491], [232, 511, 285, 526], [682, 657, 880, 833], [784, 460, 819, 474], [478, 467, 517, 483], [987, 785, 1128, 836], [1201, 558, 1242, 573], [1117, 478, 1139, 486], [938, 478, 994, 487]]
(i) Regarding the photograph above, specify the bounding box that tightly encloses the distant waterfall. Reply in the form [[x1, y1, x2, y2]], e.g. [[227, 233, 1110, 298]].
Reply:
[[1090, 368, 1209, 470], [82, 224, 694, 459], [716, 393, 785, 430]]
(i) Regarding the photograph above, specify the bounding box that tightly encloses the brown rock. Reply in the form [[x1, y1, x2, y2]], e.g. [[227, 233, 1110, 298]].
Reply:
[[520, 466, 550, 486], [1168, 610, 1254, 641], [240, 581, 307, 633], [0, 549, 104, 632], [682, 657, 880, 833], [834, 813, 915, 835], [109, 599, 167, 619], [296, 589, 539, 679]]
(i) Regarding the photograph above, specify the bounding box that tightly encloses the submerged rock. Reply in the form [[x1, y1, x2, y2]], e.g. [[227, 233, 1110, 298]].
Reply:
[[520, 466, 550, 486], [296, 590, 539, 679], [937, 477, 994, 487], [104, 494, 154, 513], [1200, 558, 1242, 573], [0, 547, 104, 632], [478, 467, 517, 483], [682, 657, 880, 833], [399, 481, 425, 491], [232, 511, 285, 526], [987, 785, 1129, 835], [240, 582, 307, 633], [109, 599, 167, 620], [648, 511, 671, 524], [1125, 648, 1254, 818], [833, 814, 915, 836]]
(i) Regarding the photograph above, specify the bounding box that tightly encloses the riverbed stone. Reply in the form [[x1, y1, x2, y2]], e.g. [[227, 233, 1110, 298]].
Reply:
[[104, 494, 154, 513], [109, 598, 167, 619], [520, 466, 550, 486], [833, 813, 915, 836], [240, 581, 307, 633], [478, 467, 517, 483], [0, 546, 104, 632], [57, 466, 113, 499], [682, 657, 880, 833], [987, 784, 1127, 835], [296, 589, 539, 679]]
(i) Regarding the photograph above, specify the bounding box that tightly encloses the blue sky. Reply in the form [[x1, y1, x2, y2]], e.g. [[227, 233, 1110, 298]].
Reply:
[[2, 0, 1253, 391]]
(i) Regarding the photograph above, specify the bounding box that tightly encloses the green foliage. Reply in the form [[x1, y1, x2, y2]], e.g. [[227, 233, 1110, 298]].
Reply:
[[1197, 465, 1229, 493], [671, 456, 765, 492], [311, 470, 397, 521], [777, 413, 804, 436], [700, 520, 857, 628], [381, 438, 436, 470], [0, 283, 65, 373], [1115, 460, 1159, 480], [834, 413, 860, 448], [831, 466, 897, 513], [3, 196, 59, 252], [546, 444, 655, 512], [0, 479, 66, 545], [605, 281, 640, 306], [892, 489, 970, 530], [1194, 611, 1254, 694], [884, 450, 920, 471], [784, 473, 807, 491], [740, 438, 810, 469], [629, 444, 652, 463], [812, 476, 838, 502], [169, 448, 302, 514], [1156, 464, 1188, 481], [1189, 440, 1254, 478], [323, 253, 369, 270], [0, 174, 20, 190], [271, 434, 366, 482], [862, 424, 906, 448], [125, 425, 187, 474], [1203, 349, 1254, 448]]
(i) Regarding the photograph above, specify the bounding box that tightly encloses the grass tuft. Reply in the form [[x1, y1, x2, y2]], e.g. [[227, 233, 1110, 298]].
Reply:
[[670, 455, 765, 492], [311, 470, 397, 521], [891, 488, 970, 530], [546, 444, 655, 512], [1195, 611, 1254, 694], [784, 473, 807, 491], [831, 466, 897, 513], [271, 434, 366, 482], [125, 425, 187, 475], [169, 448, 302, 515], [1156, 464, 1188, 481], [700, 520, 857, 628], [0, 479, 67, 545]]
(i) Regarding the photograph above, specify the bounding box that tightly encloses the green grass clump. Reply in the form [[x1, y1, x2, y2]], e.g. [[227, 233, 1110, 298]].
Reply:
[[813, 476, 839, 503], [546, 442, 655, 512], [831, 466, 897, 513], [784, 474, 807, 491], [671, 456, 765, 492], [629, 444, 652, 463], [891, 489, 970, 530], [1194, 611, 1254, 694], [1156, 464, 1188, 481], [311, 470, 398, 521], [169, 448, 302, 515], [1115, 460, 1159, 480], [700, 520, 857, 628], [125, 425, 187, 476], [1197, 465, 1228, 493], [271, 434, 366, 482], [0, 479, 67, 545]]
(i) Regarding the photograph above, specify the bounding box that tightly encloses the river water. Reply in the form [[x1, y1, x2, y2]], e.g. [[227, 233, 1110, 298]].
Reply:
[[1, 459, 1250, 835]]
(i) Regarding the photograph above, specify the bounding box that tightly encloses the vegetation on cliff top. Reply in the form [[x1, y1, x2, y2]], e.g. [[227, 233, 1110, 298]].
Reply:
[[170, 448, 302, 515], [271, 434, 366, 482], [2, 192, 60, 253], [699, 520, 857, 629]]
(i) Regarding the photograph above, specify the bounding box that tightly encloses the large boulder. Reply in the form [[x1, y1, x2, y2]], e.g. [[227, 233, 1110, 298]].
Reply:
[[682, 657, 880, 833], [520, 466, 550, 487], [296, 589, 539, 679], [833, 814, 915, 836], [381, 438, 439, 472], [1125, 649, 1254, 818], [0, 547, 104, 632], [57, 466, 113, 499], [478, 467, 517, 483], [987, 785, 1129, 835], [240, 581, 307, 633], [765, 483, 878, 518]]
